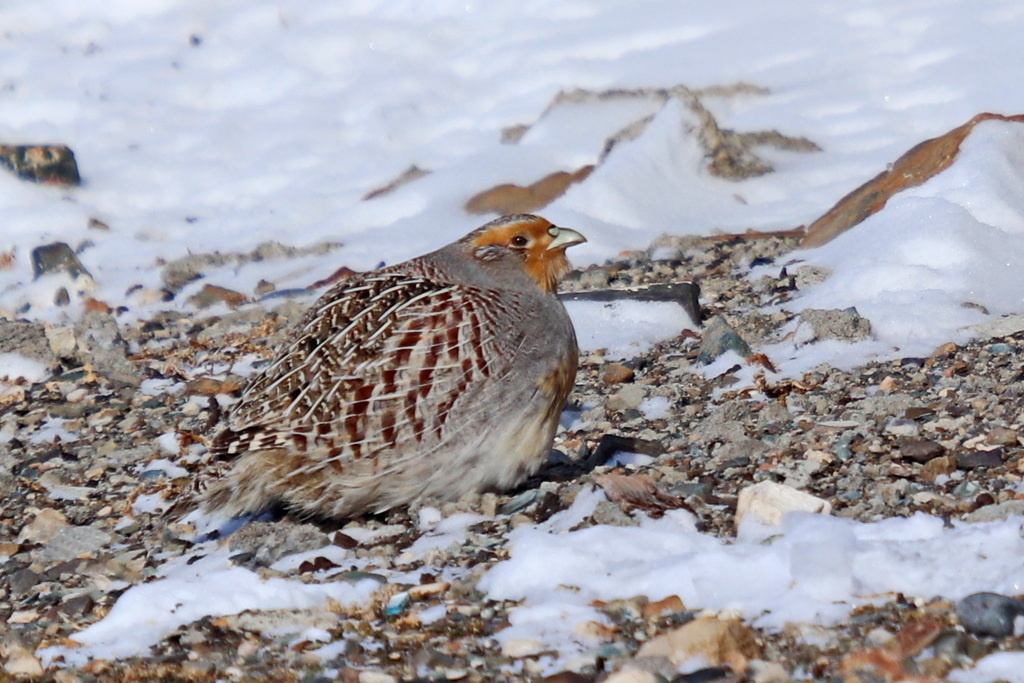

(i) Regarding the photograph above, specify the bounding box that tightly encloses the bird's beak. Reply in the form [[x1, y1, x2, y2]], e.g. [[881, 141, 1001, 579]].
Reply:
[[546, 227, 587, 251]]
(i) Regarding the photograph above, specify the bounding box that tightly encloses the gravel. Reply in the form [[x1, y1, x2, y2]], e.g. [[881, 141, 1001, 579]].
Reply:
[[1, 231, 1023, 681]]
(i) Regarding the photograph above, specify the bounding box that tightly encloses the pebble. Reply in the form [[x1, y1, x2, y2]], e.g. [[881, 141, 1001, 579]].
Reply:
[[602, 362, 635, 384], [696, 316, 751, 364], [2, 645, 44, 676], [36, 525, 113, 563], [607, 384, 646, 412], [955, 450, 1003, 470], [898, 438, 945, 463], [17, 508, 68, 543], [735, 481, 832, 535], [795, 307, 872, 344], [956, 592, 1024, 637], [636, 616, 760, 671], [358, 672, 398, 683], [985, 426, 1019, 446]]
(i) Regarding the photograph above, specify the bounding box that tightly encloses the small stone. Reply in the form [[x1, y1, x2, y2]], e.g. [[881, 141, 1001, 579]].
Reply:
[[254, 279, 277, 296], [899, 438, 945, 463], [188, 284, 250, 309], [36, 525, 113, 562], [358, 672, 398, 683], [0, 144, 80, 185], [602, 362, 635, 384], [408, 582, 450, 600], [384, 592, 410, 616], [228, 521, 330, 567], [956, 450, 1003, 470], [919, 455, 957, 482], [602, 669, 660, 683], [641, 595, 686, 620], [607, 384, 645, 412], [749, 660, 791, 683], [964, 500, 1024, 523], [696, 316, 751, 364], [17, 507, 68, 544], [884, 419, 919, 438], [735, 481, 831, 535], [2, 644, 44, 676], [795, 307, 872, 344], [986, 427, 1019, 447], [502, 637, 543, 657], [636, 616, 761, 671], [31, 242, 91, 279], [956, 592, 1024, 637], [45, 326, 78, 359]]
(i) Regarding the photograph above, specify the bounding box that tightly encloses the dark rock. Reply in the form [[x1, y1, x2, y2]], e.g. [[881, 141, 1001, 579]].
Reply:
[[956, 450, 1003, 470], [0, 144, 80, 185], [696, 316, 751, 364], [899, 438, 945, 463], [957, 592, 1024, 637]]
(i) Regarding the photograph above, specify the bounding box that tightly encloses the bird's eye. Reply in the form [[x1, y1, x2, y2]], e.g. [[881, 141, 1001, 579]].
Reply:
[[510, 235, 529, 248]]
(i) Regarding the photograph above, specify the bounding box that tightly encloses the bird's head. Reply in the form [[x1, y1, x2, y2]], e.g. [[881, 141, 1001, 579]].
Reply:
[[466, 214, 587, 294]]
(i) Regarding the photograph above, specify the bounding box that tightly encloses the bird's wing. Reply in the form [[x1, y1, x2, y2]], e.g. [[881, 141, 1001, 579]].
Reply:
[[211, 270, 524, 460]]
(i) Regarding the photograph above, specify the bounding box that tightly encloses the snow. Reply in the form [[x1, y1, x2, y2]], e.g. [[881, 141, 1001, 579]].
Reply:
[[482, 502, 1024, 671], [8, 0, 1024, 676], [38, 545, 380, 666], [0, 352, 50, 384]]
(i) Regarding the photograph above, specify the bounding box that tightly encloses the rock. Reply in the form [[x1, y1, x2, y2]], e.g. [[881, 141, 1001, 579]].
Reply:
[[956, 592, 1024, 637], [362, 165, 431, 201], [502, 637, 543, 657], [0, 143, 80, 185], [358, 672, 398, 683], [73, 311, 141, 386], [465, 166, 594, 215], [795, 307, 872, 344], [735, 481, 831, 534], [884, 419, 918, 438], [602, 669, 661, 683], [641, 595, 686, 620], [607, 384, 646, 412], [899, 438, 945, 463], [986, 427, 1019, 447], [36, 525, 113, 562], [188, 284, 251, 309], [602, 362, 635, 384], [45, 325, 79, 359], [749, 660, 790, 683], [17, 507, 68, 544], [955, 450, 1003, 470], [636, 616, 761, 671], [964, 500, 1024, 523], [31, 242, 91, 279], [696, 316, 751, 364], [801, 112, 1024, 247], [1, 643, 44, 676], [0, 319, 58, 369], [919, 455, 957, 482], [228, 521, 331, 567]]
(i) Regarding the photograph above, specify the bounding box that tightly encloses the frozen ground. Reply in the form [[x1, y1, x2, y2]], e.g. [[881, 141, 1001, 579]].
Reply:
[[5, 0, 1024, 679]]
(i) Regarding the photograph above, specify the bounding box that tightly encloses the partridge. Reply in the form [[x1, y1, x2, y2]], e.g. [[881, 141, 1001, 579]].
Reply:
[[195, 214, 586, 520]]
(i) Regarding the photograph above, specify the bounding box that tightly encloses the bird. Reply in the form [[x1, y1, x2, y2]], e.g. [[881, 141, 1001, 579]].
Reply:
[[192, 214, 586, 521]]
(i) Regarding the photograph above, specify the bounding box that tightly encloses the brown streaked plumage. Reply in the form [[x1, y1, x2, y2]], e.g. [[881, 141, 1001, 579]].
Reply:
[[189, 214, 586, 520]]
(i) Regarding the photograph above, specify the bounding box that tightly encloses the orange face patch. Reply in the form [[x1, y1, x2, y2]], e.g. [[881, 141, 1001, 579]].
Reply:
[[470, 216, 571, 293]]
